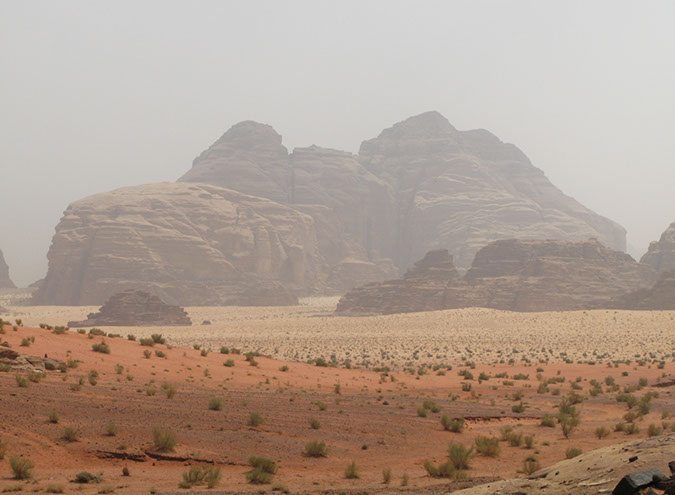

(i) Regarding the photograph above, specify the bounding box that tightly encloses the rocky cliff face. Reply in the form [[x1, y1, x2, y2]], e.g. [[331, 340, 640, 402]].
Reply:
[[68, 289, 192, 327], [640, 222, 675, 273], [33, 182, 321, 306], [337, 239, 656, 314], [610, 270, 675, 310], [0, 249, 15, 289], [358, 111, 626, 269], [36, 112, 630, 305]]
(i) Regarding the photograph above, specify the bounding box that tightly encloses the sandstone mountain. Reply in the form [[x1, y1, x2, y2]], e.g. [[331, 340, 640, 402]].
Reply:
[[640, 221, 675, 273], [33, 182, 320, 306], [68, 289, 192, 327], [357, 112, 626, 268], [36, 112, 628, 305], [0, 249, 15, 289], [337, 239, 656, 314]]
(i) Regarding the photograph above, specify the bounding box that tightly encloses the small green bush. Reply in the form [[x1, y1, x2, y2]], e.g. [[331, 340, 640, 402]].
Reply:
[[74, 471, 102, 483], [440, 416, 464, 432], [248, 413, 264, 427], [9, 456, 34, 480], [62, 427, 79, 442], [151, 427, 176, 452], [304, 440, 327, 457], [208, 397, 224, 411], [344, 460, 359, 479], [474, 436, 500, 457], [565, 447, 582, 459], [447, 442, 473, 470], [92, 341, 110, 354]]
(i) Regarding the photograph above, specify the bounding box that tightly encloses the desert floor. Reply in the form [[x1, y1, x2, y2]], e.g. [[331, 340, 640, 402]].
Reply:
[[0, 304, 673, 494]]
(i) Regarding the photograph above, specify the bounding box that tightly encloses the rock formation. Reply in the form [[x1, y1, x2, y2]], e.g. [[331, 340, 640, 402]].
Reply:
[[357, 111, 626, 269], [68, 289, 192, 327], [0, 249, 15, 289], [610, 270, 675, 310], [337, 239, 656, 314], [0, 346, 65, 372], [33, 182, 320, 306], [36, 112, 629, 305], [640, 222, 675, 273]]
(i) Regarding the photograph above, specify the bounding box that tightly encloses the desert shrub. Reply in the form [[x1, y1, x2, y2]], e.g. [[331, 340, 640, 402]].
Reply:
[[557, 397, 581, 438], [62, 427, 79, 442], [474, 436, 500, 457], [15, 375, 28, 388], [247, 456, 277, 484], [45, 485, 64, 493], [122, 467, 129, 476], [248, 413, 264, 427], [151, 427, 176, 452], [0, 439, 7, 459], [540, 415, 556, 427], [48, 409, 60, 424], [334, 383, 341, 395], [114, 364, 124, 374], [382, 468, 392, 484], [440, 416, 464, 432], [140, 338, 154, 347], [127, 334, 136, 341], [344, 460, 359, 479], [154, 350, 166, 358], [566, 447, 582, 459], [92, 341, 110, 354], [179, 466, 222, 488], [499, 426, 513, 441], [279, 365, 289, 372], [89, 328, 106, 336], [523, 435, 535, 449], [74, 471, 102, 483], [424, 460, 460, 478], [417, 407, 427, 417], [219, 346, 229, 354], [595, 426, 610, 439], [513, 373, 529, 380], [143, 350, 152, 359], [9, 456, 34, 480], [200, 349, 208, 357], [315, 401, 327, 411], [223, 359, 235, 367], [20, 337, 31, 347], [647, 424, 662, 437], [448, 442, 473, 470], [150, 334, 165, 344], [309, 418, 320, 430], [523, 455, 540, 475], [104, 422, 118, 437], [512, 402, 526, 413], [507, 432, 523, 447], [27, 372, 44, 383], [624, 422, 640, 435], [304, 440, 327, 457], [423, 400, 441, 413], [208, 397, 224, 411]]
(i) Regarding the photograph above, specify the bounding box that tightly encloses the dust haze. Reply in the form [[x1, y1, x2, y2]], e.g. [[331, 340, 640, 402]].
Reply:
[[1, 0, 674, 286]]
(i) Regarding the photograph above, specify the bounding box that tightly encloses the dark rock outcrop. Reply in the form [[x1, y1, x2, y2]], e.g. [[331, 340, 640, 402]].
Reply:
[[68, 289, 192, 327], [337, 239, 656, 314], [641, 222, 675, 273], [0, 346, 65, 372], [0, 249, 15, 288]]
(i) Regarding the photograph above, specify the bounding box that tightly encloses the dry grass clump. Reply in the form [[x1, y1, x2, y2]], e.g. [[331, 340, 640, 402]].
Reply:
[[440, 416, 464, 432], [303, 440, 327, 457], [474, 436, 500, 457], [247, 457, 277, 484], [9, 456, 34, 480], [151, 427, 176, 452], [179, 466, 221, 489]]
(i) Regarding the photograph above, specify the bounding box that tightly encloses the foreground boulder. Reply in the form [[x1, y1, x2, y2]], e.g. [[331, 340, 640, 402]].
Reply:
[[452, 434, 675, 495], [68, 289, 192, 327], [0, 346, 64, 372], [33, 183, 318, 305], [0, 249, 15, 289], [337, 239, 656, 314]]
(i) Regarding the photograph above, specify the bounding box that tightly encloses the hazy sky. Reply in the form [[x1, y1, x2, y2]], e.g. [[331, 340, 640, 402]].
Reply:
[[1, 0, 674, 287]]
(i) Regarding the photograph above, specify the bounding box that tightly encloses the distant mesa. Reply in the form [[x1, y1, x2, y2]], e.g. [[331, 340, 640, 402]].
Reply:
[[337, 238, 659, 314], [0, 249, 16, 289], [36, 111, 628, 306], [68, 289, 192, 327]]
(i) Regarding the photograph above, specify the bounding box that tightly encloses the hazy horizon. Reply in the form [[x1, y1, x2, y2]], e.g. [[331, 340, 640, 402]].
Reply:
[[2, 0, 674, 287]]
